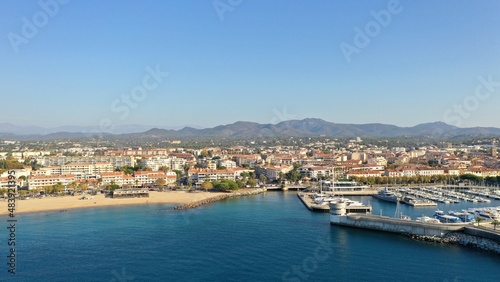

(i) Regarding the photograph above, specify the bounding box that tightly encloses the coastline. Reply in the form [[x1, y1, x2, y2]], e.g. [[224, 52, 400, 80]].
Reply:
[[0, 191, 228, 215]]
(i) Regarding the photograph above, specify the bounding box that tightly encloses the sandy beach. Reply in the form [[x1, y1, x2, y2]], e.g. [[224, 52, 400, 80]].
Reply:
[[0, 191, 227, 215]]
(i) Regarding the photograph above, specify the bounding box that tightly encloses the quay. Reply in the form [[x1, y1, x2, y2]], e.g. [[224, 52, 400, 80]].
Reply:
[[297, 192, 372, 213], [329, 202, 500, 244], [331, 213, 466, 237], [297, 192, 329, 212]]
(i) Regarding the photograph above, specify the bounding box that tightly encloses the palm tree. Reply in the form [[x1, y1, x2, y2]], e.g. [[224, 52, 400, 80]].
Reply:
[[491, 219, 499, 231], [475, 216, 484, 227]]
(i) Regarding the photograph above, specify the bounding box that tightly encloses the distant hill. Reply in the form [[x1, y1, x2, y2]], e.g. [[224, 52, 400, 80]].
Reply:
[[2, 119, 500, 141], [121, 119, 500, 139]]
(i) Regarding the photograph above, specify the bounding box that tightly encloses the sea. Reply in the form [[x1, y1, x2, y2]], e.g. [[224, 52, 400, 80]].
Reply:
[[1, 192, 500, 282]]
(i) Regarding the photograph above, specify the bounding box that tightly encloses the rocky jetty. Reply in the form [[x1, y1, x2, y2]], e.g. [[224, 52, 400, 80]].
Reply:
[[173, 188, 267, 210], [409, 232, 500, 254]]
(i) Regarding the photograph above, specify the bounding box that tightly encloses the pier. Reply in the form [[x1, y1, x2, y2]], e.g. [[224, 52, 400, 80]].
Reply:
[[297, 192, 372, 213], [331, 213, 466, 237], [297, 192, 329, 212]]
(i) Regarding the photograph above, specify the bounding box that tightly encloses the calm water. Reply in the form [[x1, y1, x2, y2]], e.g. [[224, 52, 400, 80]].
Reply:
[[1, 192, 500, 281]]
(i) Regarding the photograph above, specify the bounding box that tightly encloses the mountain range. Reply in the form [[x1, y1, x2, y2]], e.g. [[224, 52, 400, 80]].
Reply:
[[2, 119, 500, 141]]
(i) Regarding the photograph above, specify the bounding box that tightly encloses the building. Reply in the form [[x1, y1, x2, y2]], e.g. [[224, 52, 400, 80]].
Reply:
[[112, 189, 149, 198], [38, 156, 135, 169], [261, 165, 293, 181], [28, 174, 76, 190], [188, 168, 253, 184]]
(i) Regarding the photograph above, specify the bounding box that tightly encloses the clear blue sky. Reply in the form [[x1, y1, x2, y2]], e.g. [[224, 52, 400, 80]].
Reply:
[[1, 0, 499, 131]]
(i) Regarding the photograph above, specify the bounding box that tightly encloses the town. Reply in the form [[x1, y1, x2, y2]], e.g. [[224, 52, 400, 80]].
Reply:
[[1, 135, 500, 198]]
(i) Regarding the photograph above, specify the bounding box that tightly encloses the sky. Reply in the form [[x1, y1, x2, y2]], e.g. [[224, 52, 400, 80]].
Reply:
[[1, 0, 499, 132]]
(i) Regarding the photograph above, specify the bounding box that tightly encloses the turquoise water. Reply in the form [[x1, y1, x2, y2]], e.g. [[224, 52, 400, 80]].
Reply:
[[1, 192, 499, 281]]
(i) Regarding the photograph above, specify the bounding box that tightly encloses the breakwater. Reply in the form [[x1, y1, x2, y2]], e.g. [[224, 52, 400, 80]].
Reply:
[[173, 188, 266, 210], [410, 232, 500, 254]]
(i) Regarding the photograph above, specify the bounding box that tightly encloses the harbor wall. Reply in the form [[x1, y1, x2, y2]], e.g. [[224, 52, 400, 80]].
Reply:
[[408, 232, 500, 254], [331, 214, 465, 237], [173, 188, 266, 210], [463, 226, 500, 243]]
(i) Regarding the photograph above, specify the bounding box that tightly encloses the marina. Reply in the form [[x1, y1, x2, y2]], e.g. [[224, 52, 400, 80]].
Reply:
[[295, 184, 500, 254], [297, 192, 372, 213]]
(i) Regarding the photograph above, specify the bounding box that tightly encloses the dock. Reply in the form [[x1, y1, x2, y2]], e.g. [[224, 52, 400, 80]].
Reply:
[[329, 201, 466, 237], [297, 192, 372, 213], [297, 192, 329, 212]]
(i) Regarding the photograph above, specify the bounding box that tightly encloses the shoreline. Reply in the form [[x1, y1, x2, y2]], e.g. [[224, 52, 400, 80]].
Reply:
[[0, 191, 228, 216], [0, 188, 267, 216]]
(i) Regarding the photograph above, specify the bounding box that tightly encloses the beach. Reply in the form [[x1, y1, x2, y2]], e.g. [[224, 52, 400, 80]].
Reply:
[[0, 191, 227, 215]]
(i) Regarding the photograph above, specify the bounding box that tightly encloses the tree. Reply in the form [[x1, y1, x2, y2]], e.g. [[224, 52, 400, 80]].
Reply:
[[475, 216, 484, 227], [491, 219, 499, 231], [20, 190, 28, 198], [50, 182, 65, 195], [106, 184, 120, 191], [259, 174, 267, 184], [201, 181, 213, 192], [155, 178, 166, 189], [286, 169, 302, 183], [0, 156, 25, 170], [67, 181, 78, 190], [158, 166, 170, 171], [78, 182, 89, 192], [119, 166, 136, 175], [198, 150, 209, 159], [213, 180, 239, 192], [247, 179, 257, 187]]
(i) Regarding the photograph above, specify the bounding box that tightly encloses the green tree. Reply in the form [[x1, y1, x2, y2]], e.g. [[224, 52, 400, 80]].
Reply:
[[475, 216, 484, 227], [20, 190, 28, 198], [259, 174, 267, 184], [77, 182, 89, 191], [0, 156, 25, 170], [201, 181, 213, 192], [236, 180, 246, 188], [155, 178, 166, 189], [119, 166, 135, 175], [198, 150, 209, 159], [286, 169, 302, 183], [213, 180, 239, 192], [67, 181, 78, 190], [158, 166, 170, 171], [106, 183, 120, 191], [247, 179, 257, 187], [460, 174, 484, 183], [52, 183, 65, 195], [491, 219, 499, 231]]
